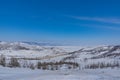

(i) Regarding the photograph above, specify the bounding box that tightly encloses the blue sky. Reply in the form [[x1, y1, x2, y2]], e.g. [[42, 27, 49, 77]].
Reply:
[[0, 0, 120, 46]]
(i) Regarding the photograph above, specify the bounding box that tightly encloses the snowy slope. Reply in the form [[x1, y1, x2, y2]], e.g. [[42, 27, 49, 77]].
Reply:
[[0, 41, 120, 69], [0, 41, 120, 80]]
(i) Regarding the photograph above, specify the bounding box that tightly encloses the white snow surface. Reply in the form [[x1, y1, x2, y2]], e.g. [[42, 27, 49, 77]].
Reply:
[[0, 42, 120, 80], [0, 66, 120, 80]]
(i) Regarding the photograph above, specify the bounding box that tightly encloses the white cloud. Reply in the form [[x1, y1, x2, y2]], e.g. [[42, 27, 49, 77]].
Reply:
[[78, 24, 120, 31], [70, 16, 120, 24]]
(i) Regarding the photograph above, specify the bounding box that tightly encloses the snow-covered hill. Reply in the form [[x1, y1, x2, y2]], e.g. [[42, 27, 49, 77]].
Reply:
[[0, 41, 120, 70], [0, 41, 120, 80]]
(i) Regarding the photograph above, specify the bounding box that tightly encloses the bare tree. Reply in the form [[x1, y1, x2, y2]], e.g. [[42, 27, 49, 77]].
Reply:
[[0, 55, 6, 67]]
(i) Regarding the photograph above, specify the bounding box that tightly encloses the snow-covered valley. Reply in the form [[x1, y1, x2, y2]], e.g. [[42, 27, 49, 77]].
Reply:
[[0, 41, 120, 80]]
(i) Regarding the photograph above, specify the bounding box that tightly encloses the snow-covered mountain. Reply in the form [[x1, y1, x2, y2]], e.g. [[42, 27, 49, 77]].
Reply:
[[0, 41, 120, 70], [23, 41, 62, 46]]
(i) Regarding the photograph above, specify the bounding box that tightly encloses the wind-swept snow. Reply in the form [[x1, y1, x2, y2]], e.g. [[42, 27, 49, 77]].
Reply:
[[0, 67, 120, 80]]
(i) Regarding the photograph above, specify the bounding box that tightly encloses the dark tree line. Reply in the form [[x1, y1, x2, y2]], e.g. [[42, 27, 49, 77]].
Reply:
[[1, 54, 120, 70], [85, 61, 120, 69], [0, 55, 79, 70], [37, 61, 79, 70]]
